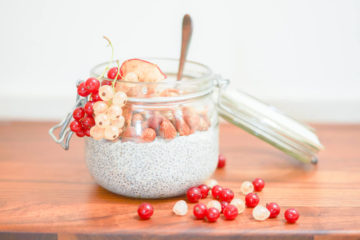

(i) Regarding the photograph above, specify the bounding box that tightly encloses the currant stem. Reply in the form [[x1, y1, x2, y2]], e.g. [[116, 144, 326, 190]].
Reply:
[[112, 60, 121, 88], [98, 36, 115, 80]]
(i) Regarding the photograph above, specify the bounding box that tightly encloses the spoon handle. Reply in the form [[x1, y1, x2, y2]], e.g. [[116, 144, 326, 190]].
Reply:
[[177, 14, 193, 80]]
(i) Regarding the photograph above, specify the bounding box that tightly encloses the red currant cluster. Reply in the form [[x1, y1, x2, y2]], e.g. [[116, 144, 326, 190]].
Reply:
[[69, 78, 103, 137], [190, 183, 237, 221], [77, 77, 101, 98], [70, 69, 130, 140], [137, 155, 300, 224]]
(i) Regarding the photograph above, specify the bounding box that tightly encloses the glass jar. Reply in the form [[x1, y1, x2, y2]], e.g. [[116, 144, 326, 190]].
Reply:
[[86, 58, 219, 198], [49, 58, 323, 199]]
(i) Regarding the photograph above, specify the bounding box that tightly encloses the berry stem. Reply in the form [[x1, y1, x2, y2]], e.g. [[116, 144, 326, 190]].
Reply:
[[112, 60, 121, 88], [97, 36, 115, 80]]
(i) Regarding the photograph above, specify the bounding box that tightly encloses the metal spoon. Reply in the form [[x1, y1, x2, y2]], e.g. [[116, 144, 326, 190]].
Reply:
[[177, 14, 193, 80]]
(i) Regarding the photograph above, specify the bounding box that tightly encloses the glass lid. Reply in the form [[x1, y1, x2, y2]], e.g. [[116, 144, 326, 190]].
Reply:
[[216, 79, 324, 164]]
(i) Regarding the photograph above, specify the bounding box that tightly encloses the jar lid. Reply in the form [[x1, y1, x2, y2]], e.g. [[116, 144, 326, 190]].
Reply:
[[217, 79, 323, 164]]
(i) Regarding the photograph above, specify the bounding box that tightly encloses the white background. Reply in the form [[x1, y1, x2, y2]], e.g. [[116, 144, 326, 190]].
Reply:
[[0, 0, 359, 122]]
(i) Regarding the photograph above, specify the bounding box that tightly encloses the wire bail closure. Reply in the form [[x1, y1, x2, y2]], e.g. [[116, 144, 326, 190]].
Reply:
[[48, 80, 86, 150]]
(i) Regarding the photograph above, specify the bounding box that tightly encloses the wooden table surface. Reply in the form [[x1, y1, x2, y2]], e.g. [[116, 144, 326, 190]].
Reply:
[[0, 122, 359, 240]]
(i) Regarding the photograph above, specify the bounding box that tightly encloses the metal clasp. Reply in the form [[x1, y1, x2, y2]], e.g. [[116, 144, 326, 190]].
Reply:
[[214, 74, 230, 89], [48, 81, 87, 150]]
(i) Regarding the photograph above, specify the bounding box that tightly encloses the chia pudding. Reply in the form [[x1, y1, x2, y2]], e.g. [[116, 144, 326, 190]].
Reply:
[[85, 126, 219, 198]]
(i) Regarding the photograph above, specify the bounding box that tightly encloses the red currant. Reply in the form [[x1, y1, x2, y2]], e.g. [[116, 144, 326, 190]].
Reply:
[[220, 201, 229, 213], [266, 202, 280, 218], [101, 80, 112, 86], [245, 193, 260, 208], [197, 184, 210, 199], [76, 128, 86, 137], [219, 188, 234, 203], [206, 207, 220, 222], [284, 208, 299, 223], [217, 154, 226, 168], [252, 178, 265, 192], [70, 120, 82, 132], [223, 204, 238, 220], [84, 128, 91, 137], [186, 187, 202, 203], [77, 82, 90, 97], [193, 203, 207, 220], [84, 101, 95, 116], [107, 67, 121, 80], [82, 116, 95, 129], [137, 203, 154, 220], [211, 185, 223, 199], [91, 92, 102, 102], [73, 107, 85, 121], [85, 77, 100, 93]]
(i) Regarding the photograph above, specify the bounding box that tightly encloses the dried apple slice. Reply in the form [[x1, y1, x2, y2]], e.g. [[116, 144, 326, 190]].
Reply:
[[120, 58, 167, 82]]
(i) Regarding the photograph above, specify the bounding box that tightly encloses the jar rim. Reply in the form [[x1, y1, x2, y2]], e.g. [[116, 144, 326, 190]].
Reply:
[[90, 57, 214, 83], [89, 58, 215, 103]]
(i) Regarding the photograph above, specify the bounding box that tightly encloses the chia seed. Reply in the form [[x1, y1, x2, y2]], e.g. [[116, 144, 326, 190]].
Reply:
[[85, 126, 219, 199]]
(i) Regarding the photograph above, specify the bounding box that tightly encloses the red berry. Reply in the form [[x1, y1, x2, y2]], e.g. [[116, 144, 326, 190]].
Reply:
[[211, 185, 223, 199], [219, 188, 234, 203], [206, 207, 220, 222], [84, 101, 95, 116], [101, 80, 112, 86], [284, 208, 299, 223], [76, 128, 86, 137], [84, 128, 91, 137], [252, 178, 265, 192], [220, 201, 229, 213], [266, 202, 280, 218], [245, 193, 260, 208], [197, 184, 210, 199], [73, 107, 85, 121], [91, 92, 101, 102], [223, 204, 238, 220], [70, 120, 82, 132], [217, 154, 226, 168], [107, 67, 121, 80], [193, 203, 207, 219], [137, 203, 154, 220], [85, 77, 100, 93], [82, 116, 95, 129], [186, 187, 202, 203], [77, 82, 90, 97]]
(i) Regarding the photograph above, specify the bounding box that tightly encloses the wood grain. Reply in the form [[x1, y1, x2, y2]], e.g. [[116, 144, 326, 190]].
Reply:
[[0, 122, 359, 240]]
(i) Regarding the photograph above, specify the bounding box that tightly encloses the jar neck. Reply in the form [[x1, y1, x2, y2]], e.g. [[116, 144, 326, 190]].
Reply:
[[90, 58, 215, 103]]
